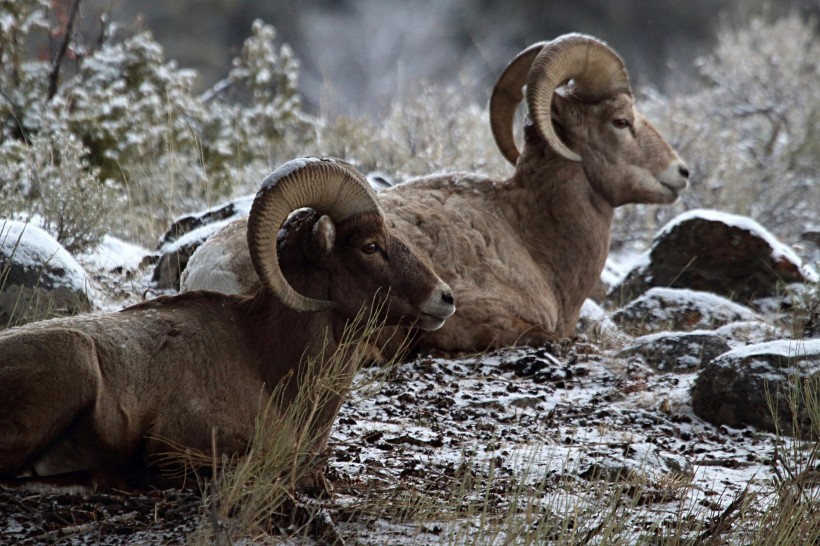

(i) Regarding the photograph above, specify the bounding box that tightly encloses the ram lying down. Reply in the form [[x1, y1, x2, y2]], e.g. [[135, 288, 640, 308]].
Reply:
[[0, 158, 455, 487]]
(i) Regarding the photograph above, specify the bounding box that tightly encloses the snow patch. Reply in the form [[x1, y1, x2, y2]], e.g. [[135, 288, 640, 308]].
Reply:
[[718, 338, 820, 361], [78, 236, 149, 273]]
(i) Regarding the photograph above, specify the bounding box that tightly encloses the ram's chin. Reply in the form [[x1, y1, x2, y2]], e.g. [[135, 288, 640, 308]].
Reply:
[[416, 314, 447, 331], [657, 183, 683, 204]]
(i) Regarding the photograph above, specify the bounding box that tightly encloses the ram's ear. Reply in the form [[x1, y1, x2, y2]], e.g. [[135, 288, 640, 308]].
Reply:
[[307, 214, 336, 262], [550, 89, 584, 127]]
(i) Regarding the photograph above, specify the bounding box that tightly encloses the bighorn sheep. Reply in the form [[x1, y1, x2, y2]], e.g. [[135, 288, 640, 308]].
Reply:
[[0, 158, 455, 485], [181, 33, 688, 356]]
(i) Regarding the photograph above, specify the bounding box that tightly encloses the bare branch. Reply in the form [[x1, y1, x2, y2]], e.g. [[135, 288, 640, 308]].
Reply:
[[47, 0, 82, 101]]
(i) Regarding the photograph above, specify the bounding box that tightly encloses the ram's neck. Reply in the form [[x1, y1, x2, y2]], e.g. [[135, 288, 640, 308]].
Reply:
[[245, 291, 357, 457], [501, 159, 614, 335], [247, 285, 338, 386]]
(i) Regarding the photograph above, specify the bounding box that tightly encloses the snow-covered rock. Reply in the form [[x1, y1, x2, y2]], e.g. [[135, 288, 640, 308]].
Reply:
[[0, 220, 92, 327], [616, 331, 731, 372], [152, 195, 253, 289], [713, 320, 786, 346], [691, 339, 820, 437], [610, 287, 761, 336], [609, 209, 813, 307]]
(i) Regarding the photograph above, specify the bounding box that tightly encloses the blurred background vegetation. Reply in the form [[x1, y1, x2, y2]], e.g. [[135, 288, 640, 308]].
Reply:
[[106, 0, 819, 117], [0, 0, 817, 254]]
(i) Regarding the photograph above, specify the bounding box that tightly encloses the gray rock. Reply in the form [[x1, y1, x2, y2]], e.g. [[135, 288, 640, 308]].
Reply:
[[610, 287, 760, 336], [617, 331, 731, 372], [691, 339, 820, 437], [609, 210, 810, 308], [0, 220, 92, 327], [713, 321, 785, 346]]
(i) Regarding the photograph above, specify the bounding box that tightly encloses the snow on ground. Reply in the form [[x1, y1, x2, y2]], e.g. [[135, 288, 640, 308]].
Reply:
[[77, 235, 149, 274], [320, 345, 800, 544]]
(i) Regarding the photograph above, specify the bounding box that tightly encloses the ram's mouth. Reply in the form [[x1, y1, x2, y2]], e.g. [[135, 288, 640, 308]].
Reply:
[[660, 181, 683, 197], [658, 165, 688, 199]]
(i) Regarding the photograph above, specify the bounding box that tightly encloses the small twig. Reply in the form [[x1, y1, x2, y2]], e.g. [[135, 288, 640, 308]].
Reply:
[[34, 511, 139, 541], [48, 0, 82, 101]]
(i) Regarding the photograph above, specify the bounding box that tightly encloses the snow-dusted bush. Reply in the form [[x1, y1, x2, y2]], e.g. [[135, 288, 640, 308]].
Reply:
[[615, 14, 819, 247], [0, 0, 50, 138], [1, 6, 312, 246], [0, 131, 118, 254], [318, 84, 509, 181], [202, 20, 313, 171], [51, 32, 206, 183]]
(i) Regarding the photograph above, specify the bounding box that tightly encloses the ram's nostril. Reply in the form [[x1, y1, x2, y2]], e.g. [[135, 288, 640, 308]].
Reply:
[[679, 166, 690, 179], [442, 292, 455, 306]]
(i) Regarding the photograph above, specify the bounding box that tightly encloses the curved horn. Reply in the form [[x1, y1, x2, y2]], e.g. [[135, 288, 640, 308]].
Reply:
[[527, 33, 632, 163], [247, 157, 382, 312], [489, 41, 548, 165]]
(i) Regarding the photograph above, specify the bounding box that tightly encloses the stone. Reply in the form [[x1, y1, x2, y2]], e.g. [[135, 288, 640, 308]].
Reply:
[[616, 331, 731, 372], [609, 210, 811, 308], [610, 287, 760, 336], [0, 220, 92, 328], [691, 339, 820, 437], [152, 195, 253, 289]]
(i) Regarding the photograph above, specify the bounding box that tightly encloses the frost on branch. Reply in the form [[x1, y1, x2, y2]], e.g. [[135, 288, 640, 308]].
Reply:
[[0, 131, 117, 254], [0, 13, 313, 246]]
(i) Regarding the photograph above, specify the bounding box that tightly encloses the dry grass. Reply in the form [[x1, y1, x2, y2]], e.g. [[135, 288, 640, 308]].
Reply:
[[178, 304, 411, 544]]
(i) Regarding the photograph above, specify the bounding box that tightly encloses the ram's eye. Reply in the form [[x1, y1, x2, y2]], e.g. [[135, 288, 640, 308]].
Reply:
[[361, 242, 378, 255], [612, 118, 630, 130]]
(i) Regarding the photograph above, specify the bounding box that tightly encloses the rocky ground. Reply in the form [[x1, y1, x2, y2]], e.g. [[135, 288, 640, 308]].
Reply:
[[2, 340, 816, 544]]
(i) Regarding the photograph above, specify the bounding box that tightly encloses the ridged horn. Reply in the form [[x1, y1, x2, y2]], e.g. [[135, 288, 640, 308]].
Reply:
[[527, 33, 632, 162], [247, 157, 382, 312], [489, 41, 549, 165]]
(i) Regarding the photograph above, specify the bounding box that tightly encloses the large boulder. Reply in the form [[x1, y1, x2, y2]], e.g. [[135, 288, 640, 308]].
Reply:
[[610, 287, 760, 336], [152, 195, 253, 289], [691, 339, 820, 437], [609, 210, 813, 307], [0, 220, 93, 327]]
